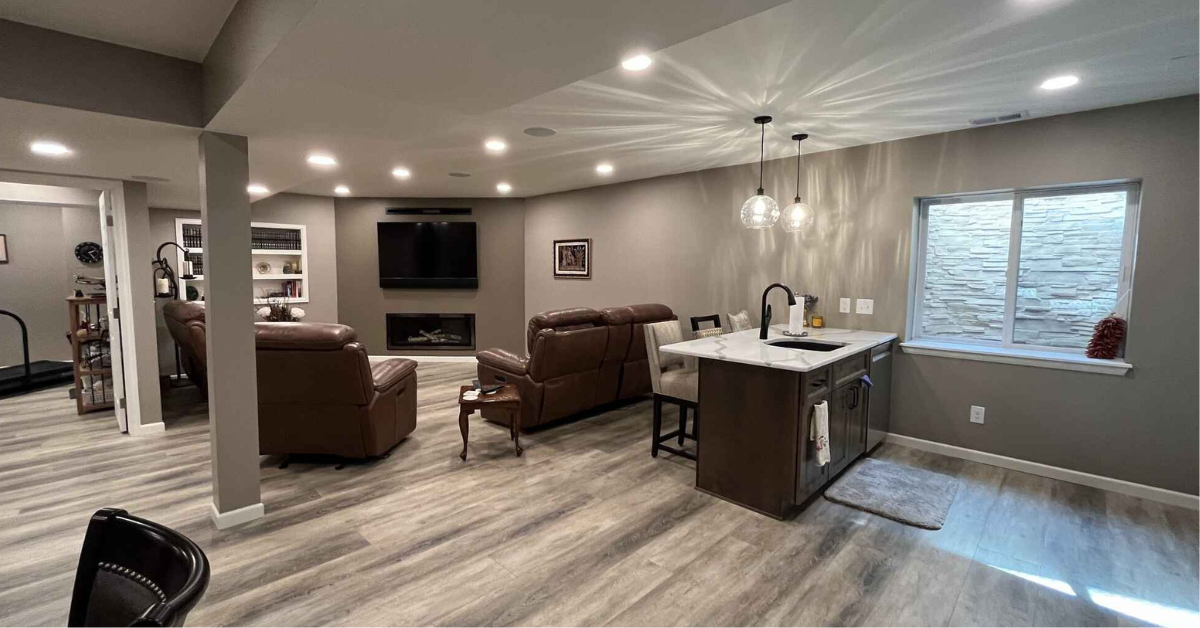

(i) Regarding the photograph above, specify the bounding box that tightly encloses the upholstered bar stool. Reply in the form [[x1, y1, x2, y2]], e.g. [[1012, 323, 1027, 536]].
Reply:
[[727, 309, 755, 332], [644, 320, 698, 460]]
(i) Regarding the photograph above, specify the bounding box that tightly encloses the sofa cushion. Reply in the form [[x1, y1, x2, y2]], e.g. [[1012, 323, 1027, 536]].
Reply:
[[255, 322, 357, 351], [527, 307, 602, 352], [371, 358, 417, 391], [660, 367, 698, 402]]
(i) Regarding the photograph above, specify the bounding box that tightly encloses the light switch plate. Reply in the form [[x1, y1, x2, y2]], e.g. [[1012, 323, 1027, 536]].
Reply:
[[970, 406, 985, 424], [839, 298, 851, 313], [855, 298, 874, 315]]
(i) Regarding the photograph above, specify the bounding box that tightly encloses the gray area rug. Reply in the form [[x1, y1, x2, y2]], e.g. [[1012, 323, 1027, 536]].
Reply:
[[824, 457, 959, 530]]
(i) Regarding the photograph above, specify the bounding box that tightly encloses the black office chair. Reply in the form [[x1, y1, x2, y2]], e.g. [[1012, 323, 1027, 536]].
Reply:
[[69, 508, 210, 627]]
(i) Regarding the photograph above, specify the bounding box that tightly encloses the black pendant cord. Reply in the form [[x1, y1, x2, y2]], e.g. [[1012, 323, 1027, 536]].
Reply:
[[758, 122, 765, 194], [791, 133, 808, 202], [794, 140, 801, 202]]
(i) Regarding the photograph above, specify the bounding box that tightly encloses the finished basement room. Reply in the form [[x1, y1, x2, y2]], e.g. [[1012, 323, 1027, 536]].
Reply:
[[0, 1, 1196, 627]]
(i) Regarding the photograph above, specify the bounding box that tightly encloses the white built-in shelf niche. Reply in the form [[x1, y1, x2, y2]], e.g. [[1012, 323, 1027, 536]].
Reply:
[[175, 219, 310, 305]]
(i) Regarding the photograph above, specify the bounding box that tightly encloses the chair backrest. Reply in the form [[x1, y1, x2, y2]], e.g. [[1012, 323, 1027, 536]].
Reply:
[[254, 323, 373, 405], [70, 508, 209, 627], [727, 309, 754, 332], [689, 314, 721, 332], [643, 320, 687, 395], [162, 301, 207, 368], [528, 326, 610, 381]]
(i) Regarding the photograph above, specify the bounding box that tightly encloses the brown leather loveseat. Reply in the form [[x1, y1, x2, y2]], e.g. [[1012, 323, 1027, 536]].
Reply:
[[254, 322, 418, 459], [476, 304, 675, 429], [162, 301, 208, 397]]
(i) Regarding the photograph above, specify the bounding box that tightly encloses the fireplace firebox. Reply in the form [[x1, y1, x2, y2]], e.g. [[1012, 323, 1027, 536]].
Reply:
[[386, 313, 475, 351]]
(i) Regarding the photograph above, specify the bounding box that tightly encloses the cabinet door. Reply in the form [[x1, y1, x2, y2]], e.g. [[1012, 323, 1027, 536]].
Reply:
[[797, 396, 829, 500], [847, 379, 867, 459], [827, 384, 852, 473]]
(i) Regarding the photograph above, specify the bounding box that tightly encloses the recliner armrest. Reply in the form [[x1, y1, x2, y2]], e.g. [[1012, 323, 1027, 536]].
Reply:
[[477, 348, 529, 376], [371, 358, 417, 392]]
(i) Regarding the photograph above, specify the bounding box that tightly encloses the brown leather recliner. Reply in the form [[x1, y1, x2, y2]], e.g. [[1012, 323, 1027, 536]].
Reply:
[[162, 301, 208, 398], [476, 304, 675, 429], [254, 322, 418, 459]]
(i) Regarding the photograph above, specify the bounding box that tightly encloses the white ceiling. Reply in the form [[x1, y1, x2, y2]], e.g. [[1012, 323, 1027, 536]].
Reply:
[[0, 0, 1196, 208], [0, 0, 237, 61]]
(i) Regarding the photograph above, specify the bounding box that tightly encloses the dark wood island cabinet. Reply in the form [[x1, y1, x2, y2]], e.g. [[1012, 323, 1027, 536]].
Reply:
[[663, 327, 896, 519]]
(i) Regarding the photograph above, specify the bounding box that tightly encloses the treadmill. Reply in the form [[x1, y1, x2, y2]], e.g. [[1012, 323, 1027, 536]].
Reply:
[[0, 309, 76, 398]]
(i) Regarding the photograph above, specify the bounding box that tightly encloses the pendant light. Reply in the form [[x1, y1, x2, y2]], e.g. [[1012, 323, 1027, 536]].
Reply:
[[740, 115, 779, 229], [781, 133, 815, 233]]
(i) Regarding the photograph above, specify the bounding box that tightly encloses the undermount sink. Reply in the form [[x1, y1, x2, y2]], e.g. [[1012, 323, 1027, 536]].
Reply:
[[765, 338, 848, 352]]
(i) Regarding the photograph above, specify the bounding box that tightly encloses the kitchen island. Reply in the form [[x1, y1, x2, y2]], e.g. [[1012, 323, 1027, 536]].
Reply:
[[661, 326, 897, 519]]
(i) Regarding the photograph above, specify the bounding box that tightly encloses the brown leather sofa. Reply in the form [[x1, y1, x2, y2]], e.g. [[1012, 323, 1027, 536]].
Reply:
[[254, 322, 418, 459], [162, 301, 208, 397], [476, 304, 675, 429]]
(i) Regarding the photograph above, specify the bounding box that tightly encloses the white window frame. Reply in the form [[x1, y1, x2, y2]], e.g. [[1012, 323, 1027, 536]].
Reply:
[[908, 181, 1141, 356]]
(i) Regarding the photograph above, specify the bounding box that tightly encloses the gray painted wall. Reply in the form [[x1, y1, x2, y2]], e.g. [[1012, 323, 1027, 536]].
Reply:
[[523, 96, 1199, 495], [148, 193, 338, 374], [0, 201, 102, 365], [335, 197, 526, 356], [0, 19, 203, 127]]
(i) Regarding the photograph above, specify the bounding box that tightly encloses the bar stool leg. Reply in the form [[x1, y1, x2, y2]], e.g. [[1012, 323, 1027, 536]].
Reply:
[[651, 395, 663, 458], [678, 405, 688, 445]]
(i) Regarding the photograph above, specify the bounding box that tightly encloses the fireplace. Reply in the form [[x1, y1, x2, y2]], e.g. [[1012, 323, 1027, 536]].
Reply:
[[386, 313, 475, 351]]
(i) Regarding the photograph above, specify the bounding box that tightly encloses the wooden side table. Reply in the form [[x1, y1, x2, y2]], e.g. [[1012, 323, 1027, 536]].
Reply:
[[458, 385, 523, 460]]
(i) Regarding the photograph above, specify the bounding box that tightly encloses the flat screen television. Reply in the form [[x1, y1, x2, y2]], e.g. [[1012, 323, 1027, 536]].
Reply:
[[377, 221, 478, 288]]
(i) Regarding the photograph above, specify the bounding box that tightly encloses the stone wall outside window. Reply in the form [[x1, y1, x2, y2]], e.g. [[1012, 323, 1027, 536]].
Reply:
[[921, 191, 1127, 349]]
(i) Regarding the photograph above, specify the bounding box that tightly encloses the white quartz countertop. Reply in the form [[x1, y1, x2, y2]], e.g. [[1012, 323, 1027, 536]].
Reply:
[[661, 326, 897, 373]]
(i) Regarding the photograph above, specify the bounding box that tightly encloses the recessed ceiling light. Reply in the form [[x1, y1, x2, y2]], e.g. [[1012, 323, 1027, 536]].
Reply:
[[30, 141, 72, 157], [247, 184, 269, 195], [307, 153, 338, 167], [621, 54, 652, 71], [524, 127, 557, 137], [596, 163, 614, 175], [496, 182, 513, 194], [334, 185, 350, 195], [484, 139, 507, 153], [392, 167, 411, 179], [1040, 74, 1079, 90]]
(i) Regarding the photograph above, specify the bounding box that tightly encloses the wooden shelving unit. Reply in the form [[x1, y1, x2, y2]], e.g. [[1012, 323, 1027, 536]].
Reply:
[[66, 295, 114, 414], [175, 219, 310, 305]]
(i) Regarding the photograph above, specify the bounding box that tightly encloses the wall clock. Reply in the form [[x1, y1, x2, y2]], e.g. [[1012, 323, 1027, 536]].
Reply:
[[74, 241, 103, 264]]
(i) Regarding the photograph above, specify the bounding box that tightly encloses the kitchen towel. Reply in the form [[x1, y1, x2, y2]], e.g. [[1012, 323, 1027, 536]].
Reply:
[[789, 304, 806, 334], [811, 401, 830, 466]]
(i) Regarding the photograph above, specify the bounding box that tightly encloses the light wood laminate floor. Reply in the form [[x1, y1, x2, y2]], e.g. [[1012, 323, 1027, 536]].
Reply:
[[1, 362, 1196, 626]]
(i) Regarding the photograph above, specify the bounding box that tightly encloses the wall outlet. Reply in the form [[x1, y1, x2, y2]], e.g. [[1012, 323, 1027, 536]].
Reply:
[[855, 298, 874, 315], [839, 298, 851, 313], [970, 406, 985, 424]]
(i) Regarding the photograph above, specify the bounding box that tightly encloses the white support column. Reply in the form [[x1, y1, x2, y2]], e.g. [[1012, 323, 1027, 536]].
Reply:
[[198, 131, 264, 529]]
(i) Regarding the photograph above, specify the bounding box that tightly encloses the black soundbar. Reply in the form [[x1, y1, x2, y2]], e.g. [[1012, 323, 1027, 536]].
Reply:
[[385, 207, 471, 216], [380, 277, 478, 289]]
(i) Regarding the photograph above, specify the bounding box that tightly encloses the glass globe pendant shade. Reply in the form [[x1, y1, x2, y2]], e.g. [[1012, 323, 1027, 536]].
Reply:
[[741, 192, 780, 229], [781, 199, 815, 233]]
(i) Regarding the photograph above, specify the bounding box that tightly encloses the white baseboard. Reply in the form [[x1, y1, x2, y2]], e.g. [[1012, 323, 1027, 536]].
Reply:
[[130, 421, 165, 435], [886, 434, 1199, 510], [209, 501, 265, 529], [369, 355, 478, 363]]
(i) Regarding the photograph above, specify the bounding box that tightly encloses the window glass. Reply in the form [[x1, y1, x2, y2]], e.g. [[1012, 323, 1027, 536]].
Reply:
[[1013, 191, 1128, 349], [921, 199, 1012, 341]]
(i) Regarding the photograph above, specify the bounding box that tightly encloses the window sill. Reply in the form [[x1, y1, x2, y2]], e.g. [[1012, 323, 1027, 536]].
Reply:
[[899, 340, 1132, 376]]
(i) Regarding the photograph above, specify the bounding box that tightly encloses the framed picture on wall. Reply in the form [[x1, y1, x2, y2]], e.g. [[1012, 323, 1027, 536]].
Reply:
[[553, 238, 591, 279], [0, 234, 8, 263]]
